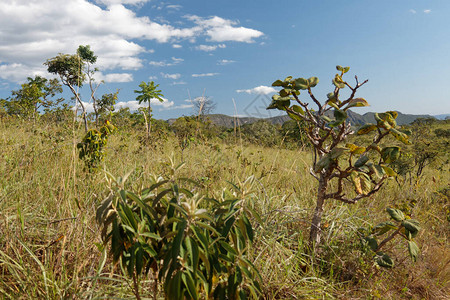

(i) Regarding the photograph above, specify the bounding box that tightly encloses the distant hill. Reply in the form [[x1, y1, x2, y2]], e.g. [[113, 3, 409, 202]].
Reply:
[[434, 114, 450, 120], [166, 111, 434, 128]]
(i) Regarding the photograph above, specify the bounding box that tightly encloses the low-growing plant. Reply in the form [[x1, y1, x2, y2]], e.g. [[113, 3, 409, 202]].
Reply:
[[77, 120, 116, 171], [96, 163, 262, 299], [359, 207, 421, 268], [267, 66, 414, 249]]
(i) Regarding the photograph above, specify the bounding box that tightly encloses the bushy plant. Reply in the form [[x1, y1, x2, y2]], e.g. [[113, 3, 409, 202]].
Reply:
[[96, 163, 262, 299], [77, 121, 116, 171]]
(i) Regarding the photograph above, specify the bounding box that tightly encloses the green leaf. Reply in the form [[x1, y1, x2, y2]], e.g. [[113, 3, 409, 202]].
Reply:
[[387, 208, 405, 222], [291, 105, 304, 115], [307, 76, 319, 87], [357, 124, 377, 135], [332, 74, 346, 89], [372, 221, 396, 236], [346, 143, 366, 154], [314, 156, 332, 173], [293, 78, 309, 90], [402, 219, 420, 238], [336, 65, 344, 72], [344, 98, 369, 110], [364, 237, 378, 251], [375, 252, 394, 268], [279, 88, 291, 97], [328, 109, 347, 127], [407, 241, 419, 262], [284, 76, 293, 83], [272, 79, 284, 87], [182, 272, 198, 300], [381, 165, 397, 177], [390, 128, 411, 145], [381, 147, 400, 164], [355, 155, 369, 168]]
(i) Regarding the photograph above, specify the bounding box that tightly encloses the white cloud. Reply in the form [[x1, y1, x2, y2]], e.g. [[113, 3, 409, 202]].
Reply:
[[192, 73, 219, 77], [236, 85, 276, 94], [148, 75, 158, 80], [0, 1, 264, 83], [424, 9, 431, 14], [94, 72, 133, 83], [195, 44, 226, 52], [172, 103, 194, 109], [217, 59, 235, 65], [172, 44, 182, 48], [409, 9, 417, 14], [166, 5, 182, 10], [161, 73, 181, 79], [187, 15, 264, 43], [115, 98, 174, 110], [172, 81, 187, 85], [149, 57, 184, 67]]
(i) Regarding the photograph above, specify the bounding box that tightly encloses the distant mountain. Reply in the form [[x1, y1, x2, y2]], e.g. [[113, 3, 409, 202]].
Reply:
[[434, 114, 450, 120], [167, 111, 435, 128]]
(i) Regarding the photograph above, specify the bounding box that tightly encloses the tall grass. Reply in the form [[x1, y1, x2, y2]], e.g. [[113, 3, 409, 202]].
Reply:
[[0, 118, 448, 299]]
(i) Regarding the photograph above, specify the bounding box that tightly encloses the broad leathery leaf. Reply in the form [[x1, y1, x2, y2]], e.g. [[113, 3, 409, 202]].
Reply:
[[357, 124, 377, 135], [345, 98, 369, 110], [364, 237, 378, 251], [284, 76, 293, 83], [328, 109, 347, 127], [386, 111, 398, 119], [346, 143, 366, 154], [351, 172, 371, 195], [327, 101, 340, 110], [291, 105, 305, 115], [314, 156, 332, 173], [372, 221, 396, 236], [287, 110, 302, 121], [408, 241, 419, 262], [381, 165, 397, 177], [294, 77, 309, 90], [387, 207, 405, 222], [390, 128, 411, 145], [307, 76, 319, 87], [329, 147, 348, 160], [381, 147, 400, 164], [355, 155, 369, 168], [332, 74, 346, 89], [375, 252, 394, 268], [272, 79, 284, 87], [402, 219, 420, 237], [279, 88, 291, 97]]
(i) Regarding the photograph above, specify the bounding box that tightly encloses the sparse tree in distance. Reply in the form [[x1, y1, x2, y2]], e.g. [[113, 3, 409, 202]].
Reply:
[[45, 45, 99, 132], [192, 95, 216, 120], [134, 81, 164, 139]]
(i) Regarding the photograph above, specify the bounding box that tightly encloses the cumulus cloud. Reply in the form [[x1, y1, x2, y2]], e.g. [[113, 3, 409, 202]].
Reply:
[[424, 9, 431, 14], [161, 73, 181, 79], [0, 0, 264, 83], [94, 72, 133, 83], [172, 44, 183, 48], [236, 85, 277, 94], [115, 98, 174, 110], [409, 9, 417, 14], [187, 15, 264, 43], [195, 44, 226, 52], [192, 73, 219, 77]]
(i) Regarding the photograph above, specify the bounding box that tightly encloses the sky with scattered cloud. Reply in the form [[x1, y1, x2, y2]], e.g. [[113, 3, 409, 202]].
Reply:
[[1, 0, 449, 118]]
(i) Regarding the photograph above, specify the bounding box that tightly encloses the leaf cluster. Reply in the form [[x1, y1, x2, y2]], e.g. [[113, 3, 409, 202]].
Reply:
[[97, 167, 262, 299]]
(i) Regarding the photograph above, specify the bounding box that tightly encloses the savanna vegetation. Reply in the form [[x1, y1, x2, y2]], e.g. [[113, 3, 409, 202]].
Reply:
[[0, 49, 449, 299]]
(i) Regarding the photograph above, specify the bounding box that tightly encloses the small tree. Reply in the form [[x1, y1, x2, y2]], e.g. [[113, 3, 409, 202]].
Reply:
[[267, 66, 412, 248], [134, 81, 164, 139], [192, 96, 216, 120], [6, 76, 63, 120], [45, 45, 99, 132], [97, 91, 119, 122]]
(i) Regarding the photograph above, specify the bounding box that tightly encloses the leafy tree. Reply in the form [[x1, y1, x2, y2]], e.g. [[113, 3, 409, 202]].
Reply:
[[97, 90, 119, 122], [4, 76, 63, 120], [134, 81, 164, 139], [45, 45, 101, 132], [267, 66, 412, 249]]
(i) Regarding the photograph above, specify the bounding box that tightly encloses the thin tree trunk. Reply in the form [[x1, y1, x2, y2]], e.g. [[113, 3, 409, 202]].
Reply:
[[147, 102, 151, 140], [309, 176, 327, 247]]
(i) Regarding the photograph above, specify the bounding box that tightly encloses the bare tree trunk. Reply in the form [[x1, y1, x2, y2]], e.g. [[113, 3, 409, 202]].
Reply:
[[68, 84, 88, 132], [147, 102, 151, 140], [309, 175, 327, 247]]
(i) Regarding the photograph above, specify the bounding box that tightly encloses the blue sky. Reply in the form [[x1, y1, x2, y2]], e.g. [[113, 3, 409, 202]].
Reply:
[[1, 0, 449, 119]]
